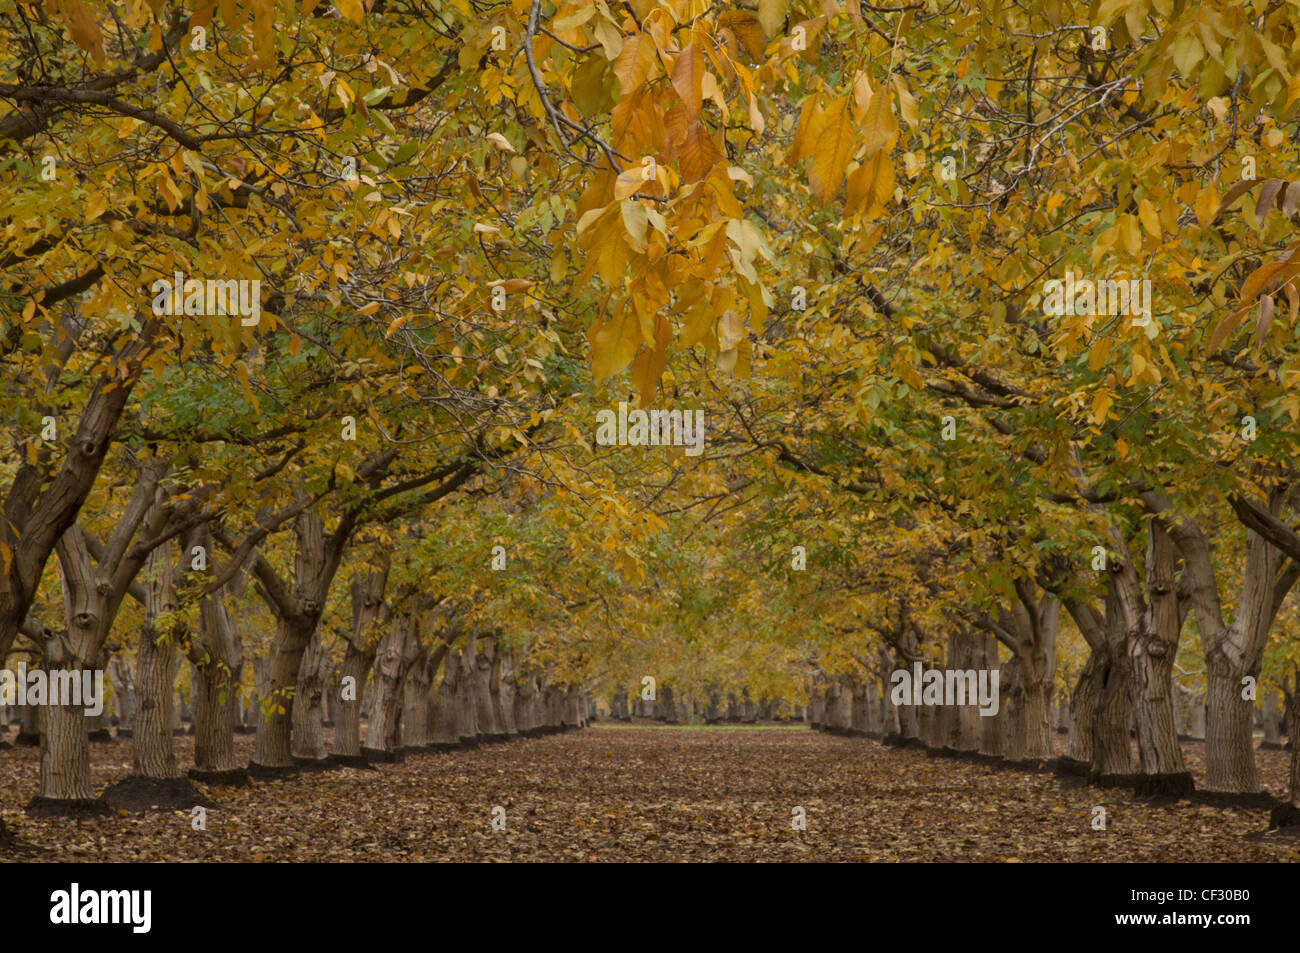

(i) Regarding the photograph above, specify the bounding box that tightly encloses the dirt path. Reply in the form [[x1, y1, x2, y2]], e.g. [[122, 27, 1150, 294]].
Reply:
[[2, 727, 1296, 861]]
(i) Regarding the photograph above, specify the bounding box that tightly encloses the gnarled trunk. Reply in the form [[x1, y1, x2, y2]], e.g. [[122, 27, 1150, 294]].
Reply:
[[253, 613, 318, 769], [189, 561, 244, 778], [333, 564, 388, 759], [1121, 521, 1192, 795], [290, 625, 330, 761], [133, 541, 182, 779], [365, 612, 413, 755]]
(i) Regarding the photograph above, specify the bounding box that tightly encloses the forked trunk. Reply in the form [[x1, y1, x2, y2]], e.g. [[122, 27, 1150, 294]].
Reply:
[[253, 614, 317, 769]]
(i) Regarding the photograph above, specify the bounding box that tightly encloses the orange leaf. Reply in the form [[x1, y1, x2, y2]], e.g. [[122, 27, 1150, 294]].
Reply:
[[808, 96, 855, 205], [671, 44, 705, 120]]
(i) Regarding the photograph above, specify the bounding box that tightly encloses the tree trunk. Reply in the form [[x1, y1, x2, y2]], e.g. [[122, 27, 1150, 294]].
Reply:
[[253, 613, 318, 769], [1204, 663, 1258, 792], [1263, 693, 1283, 747], [454, 633, 482, 741], [333, 564, 388, 759], [191, 609, 242, 776], [429, 660, 461, 746], [400, 641, 431, 748], [290, 625, 330, 762], [365, 612, 413, 756], [1286, 681, 1300, 810], [133, 541, 182, 779], [109, 655, 136, 736], [1163, 504, 1293, 793], [333, 644, 373, 758], [975, 633, 1004, 756], [1122, 521, 1193, 795], [514, 674, 537, 734], [949, 629, 979, 751], [492, 649, 517, 736], [809, 675, 825, 729], [474, 637, 501, 738], [249, 510, 335, 771], [38, 689, 92, 802]]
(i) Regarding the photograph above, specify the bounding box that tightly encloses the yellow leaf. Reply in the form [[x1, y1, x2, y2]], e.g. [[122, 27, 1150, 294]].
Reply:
[[612, 32, 657, 92], [788, 94, 824, 166], [717, 11, 767, 59], [335, 0, 364, 24], [553, 5, 594, 31], [846, 150, 893, 217], [807, 96, 855, 205], [485, 132, 516, 153], [716, 309, 746, 351], [667, 108, 722, 183], [1120, 214, 1141, 255], [758, 0, 789, 37], [671, 44, 705, 121], [680, 300, 714, 347], [235, 362, 258, 411], [1205, 305, 1248, 355], [1137, 199, 1162, 239], [1091, 390, 1113, 424], [614, 168, 645, 201], [861, 79, 898, 155], [61, 0, 105, 65], [621, 199, 648, 250], [892, 75, 918, 132], [85, 191, 107, 222], [1194, 185, 1219, 229], [629, 315, 671, 405], [588, 310, 640, 381]]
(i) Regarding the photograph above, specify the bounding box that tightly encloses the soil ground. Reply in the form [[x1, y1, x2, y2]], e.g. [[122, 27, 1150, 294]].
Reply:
[[1, 726, 1296, 861]]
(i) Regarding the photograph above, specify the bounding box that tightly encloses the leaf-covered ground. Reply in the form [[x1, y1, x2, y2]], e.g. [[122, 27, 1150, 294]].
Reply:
[[2, 727, 1296, 862]]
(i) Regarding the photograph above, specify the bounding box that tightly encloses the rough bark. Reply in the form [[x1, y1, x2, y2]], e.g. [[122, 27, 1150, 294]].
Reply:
[[190, 592, 243, 776], [492, 648, 517, 736], [290, 625, 330, 761], [36, 466, 172, 802], [365, 611, 414, 755], [0, 320, 158, 661], [1157, 490, 1300, 793], [474, 635, 502, 737], [109, 655, 136, 736], [133, 540, 182, 780], [400, 636, 431, 748], [235, 510, 337, 771], [333, 563, 389, 759], [1263, 693, 1283, 747], [977, 632, 1005, 757], [1114, 519, 1193, 795]]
